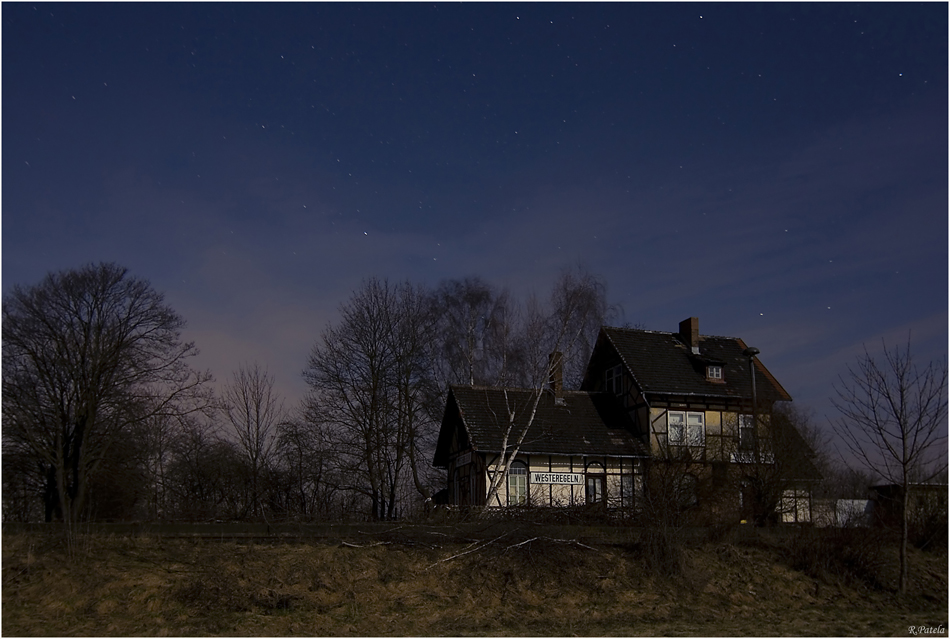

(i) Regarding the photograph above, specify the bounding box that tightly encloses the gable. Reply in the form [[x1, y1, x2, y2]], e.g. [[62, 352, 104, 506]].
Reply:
[[434, 391, 468, 467]]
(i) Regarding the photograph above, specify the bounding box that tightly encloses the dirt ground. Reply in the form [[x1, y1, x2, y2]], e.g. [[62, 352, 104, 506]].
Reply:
[[2, 524, 947, 636]]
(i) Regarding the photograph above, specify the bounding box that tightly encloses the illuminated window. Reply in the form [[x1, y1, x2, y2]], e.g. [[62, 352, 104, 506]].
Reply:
[[508, 461, 527, 505], [621, 474, 637, 509], [781, 489, 811, 523], [586, 462, 605, 505], [668, 411, 705, 446]]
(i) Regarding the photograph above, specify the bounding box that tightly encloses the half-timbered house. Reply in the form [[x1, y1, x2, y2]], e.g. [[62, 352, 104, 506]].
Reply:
[[433, 385, 649, 508], [433, 317, 821, 522]]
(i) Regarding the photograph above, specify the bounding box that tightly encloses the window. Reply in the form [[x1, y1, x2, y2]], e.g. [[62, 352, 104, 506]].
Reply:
[[508, 462, 527, 505], [707, 365, 723, 380], [586, 462, 605, 505], [687, 413, 705, 445], [586, 476, 605, 504], [668, 412, 685, 444], [605, 365, 623, 395], [621, 474, 637, 509], [739, 414, 756, 451], [668, 411, 705, 446], [781, 489, 811, 523]]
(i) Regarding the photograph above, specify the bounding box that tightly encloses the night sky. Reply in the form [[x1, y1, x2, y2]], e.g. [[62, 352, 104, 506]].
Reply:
[[3, 3, 947, 441]]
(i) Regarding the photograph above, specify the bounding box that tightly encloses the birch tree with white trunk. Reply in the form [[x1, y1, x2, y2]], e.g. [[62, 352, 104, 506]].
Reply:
[[482, 267, 614, 508]]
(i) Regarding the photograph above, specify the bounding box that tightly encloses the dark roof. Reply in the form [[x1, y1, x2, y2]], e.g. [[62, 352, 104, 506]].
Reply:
[[434, 385, 649, 467], [599, 326, 792, 402], [771, 415, 824, 483]]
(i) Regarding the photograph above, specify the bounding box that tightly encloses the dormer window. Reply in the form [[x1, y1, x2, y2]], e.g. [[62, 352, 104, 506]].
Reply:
[[707, 365, 723, 381]]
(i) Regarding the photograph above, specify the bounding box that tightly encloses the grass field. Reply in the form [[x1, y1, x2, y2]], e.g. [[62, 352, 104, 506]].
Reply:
[[2, 522, 946, 636]]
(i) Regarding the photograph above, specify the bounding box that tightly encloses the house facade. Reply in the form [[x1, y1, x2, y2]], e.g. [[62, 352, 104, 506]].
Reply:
[[433, 385, 649, 508], [433, 317, 821, 523]]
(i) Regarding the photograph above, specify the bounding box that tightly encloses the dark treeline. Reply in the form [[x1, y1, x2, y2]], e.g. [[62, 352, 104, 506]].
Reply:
[[2, 262, 615, 523]]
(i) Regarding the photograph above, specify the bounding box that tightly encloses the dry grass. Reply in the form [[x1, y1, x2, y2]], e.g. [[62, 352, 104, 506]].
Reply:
[[2, 525, 946, 636]]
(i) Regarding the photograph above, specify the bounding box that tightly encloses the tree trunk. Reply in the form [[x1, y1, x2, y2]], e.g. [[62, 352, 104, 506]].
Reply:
[[899, 484, 909, 595], [43, 465, 60, 522]]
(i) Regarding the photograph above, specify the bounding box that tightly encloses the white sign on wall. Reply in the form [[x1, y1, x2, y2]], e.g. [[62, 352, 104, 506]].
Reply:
[[530, 472, 585, 485], [455, 451, 472, 467]]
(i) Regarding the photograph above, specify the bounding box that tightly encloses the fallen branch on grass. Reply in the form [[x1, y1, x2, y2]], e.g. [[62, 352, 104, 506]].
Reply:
[[504, 536, 597, 552], [425, 533, 509, 570], [506, 536, 539, 549], [359, 525, 406, 535], [341, 541, 391, 548]]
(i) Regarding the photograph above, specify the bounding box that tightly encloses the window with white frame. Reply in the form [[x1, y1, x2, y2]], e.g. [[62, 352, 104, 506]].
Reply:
[[707, 365, 723, 380], [668, 411, 705, 446], [605, 364, 623, 395], [586, 462, 606, 505], [508, 461, 527, 505]]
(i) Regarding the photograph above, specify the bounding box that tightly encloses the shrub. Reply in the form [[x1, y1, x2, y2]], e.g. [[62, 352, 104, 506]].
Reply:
[[776, 526, 889, 589]]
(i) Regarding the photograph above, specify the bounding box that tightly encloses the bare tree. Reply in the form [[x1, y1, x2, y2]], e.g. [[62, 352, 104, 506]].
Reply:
[[482, 267, 614, 507], [304, 278, 438, 520], [432, 277, 518, 388], [637, 452, 705, 575], [821, 464, 877, 500], [832, 336, 948, 595], [389, 281, 443, 510], [181, 441, 247, 519], [2, 263, 212, 539], [274, 416, 337, 520], [222, 363, 286, 520], [300, 270, 613, 518], [2, 437, 48, 522], [305, 279, 403, 520], [163, 415, 235, 520], [138, 412, 184, 520], [546, 266, 615, 389]]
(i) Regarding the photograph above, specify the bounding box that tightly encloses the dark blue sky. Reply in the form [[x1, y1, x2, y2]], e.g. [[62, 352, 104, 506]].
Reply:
[[3, 3, 947, 437]]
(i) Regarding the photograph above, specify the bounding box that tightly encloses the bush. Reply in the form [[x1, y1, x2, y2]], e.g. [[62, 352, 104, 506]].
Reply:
[[910, 509, 948, 552], [774, 526, 889, 589]]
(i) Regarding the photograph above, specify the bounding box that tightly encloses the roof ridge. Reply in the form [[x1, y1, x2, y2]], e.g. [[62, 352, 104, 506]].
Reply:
[[452, 384, 596, 396], [604, 325, 740, 341], [450, 383, 533, 392]]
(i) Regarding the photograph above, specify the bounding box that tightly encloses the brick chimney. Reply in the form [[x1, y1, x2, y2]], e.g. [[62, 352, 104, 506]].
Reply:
[[679, 317, 700, 354], [548, 351, 564, 399]]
